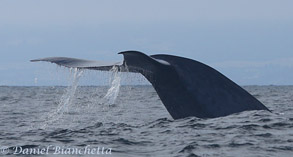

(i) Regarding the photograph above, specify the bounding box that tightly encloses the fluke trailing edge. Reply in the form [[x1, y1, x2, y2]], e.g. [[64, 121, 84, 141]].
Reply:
[[31, 50, 270, 119]]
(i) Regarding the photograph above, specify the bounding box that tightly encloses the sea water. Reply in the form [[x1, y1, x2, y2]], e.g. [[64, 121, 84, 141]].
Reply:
[[0, 69, 293, 156]]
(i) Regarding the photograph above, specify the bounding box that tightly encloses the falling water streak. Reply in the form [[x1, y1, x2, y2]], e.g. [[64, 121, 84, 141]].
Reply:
[[58, 68, 83, 112], [103, 66, 122, 105], [40, 68, 83, 129], [93, 65, 133, 122]]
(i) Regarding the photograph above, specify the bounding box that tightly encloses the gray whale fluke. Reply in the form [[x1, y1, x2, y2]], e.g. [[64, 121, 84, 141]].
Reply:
[[31, 50, 270, 119]]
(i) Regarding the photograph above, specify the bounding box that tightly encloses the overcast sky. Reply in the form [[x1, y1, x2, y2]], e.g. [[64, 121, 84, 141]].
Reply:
[[0, 0, 292, 85]]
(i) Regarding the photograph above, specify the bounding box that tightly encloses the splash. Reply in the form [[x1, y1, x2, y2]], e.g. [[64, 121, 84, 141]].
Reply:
[[40, 68, 83, 129]]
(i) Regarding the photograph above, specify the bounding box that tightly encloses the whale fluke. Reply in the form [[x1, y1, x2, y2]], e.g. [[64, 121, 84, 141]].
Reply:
[[31, 51, 270, 119], [31, 57, 123, 71]]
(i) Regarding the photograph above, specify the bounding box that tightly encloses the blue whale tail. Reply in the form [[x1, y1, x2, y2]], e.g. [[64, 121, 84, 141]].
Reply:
[[31, 50, 270, 119]]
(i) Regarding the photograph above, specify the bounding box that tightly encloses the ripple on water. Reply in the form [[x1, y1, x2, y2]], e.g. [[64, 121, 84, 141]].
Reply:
[[255, 133, 273, 138], [228, 142, 254, 147], [113, 138, 151, 146], [179, 145, 197, 153], [0, 96, 11, 101], [239, 124, 260, 130]]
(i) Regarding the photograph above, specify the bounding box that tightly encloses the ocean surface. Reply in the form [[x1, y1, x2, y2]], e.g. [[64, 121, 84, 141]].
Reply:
[[1, 74, 293, 156]]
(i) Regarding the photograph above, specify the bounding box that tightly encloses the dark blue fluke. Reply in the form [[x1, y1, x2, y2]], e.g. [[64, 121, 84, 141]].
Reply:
[[31, 50, 270, 119]]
